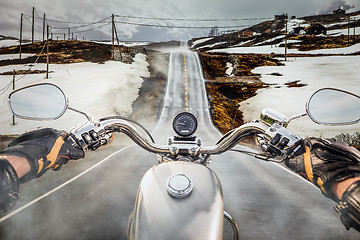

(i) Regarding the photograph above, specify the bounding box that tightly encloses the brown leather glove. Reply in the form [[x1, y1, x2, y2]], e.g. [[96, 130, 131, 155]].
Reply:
[[286, 137, 360, 231], [2, 128, 84, 182]]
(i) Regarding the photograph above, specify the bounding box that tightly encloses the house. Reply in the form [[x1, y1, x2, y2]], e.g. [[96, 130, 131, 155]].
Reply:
[[305, 23, 327, 35], [333, 8, 346, 14], [275, 13, 288, 20], [293, 26, 305, 35], [239, 29, 253, 38]]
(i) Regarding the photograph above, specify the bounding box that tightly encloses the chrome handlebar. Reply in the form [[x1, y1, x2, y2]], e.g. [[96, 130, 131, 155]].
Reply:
[[70, 118, 269, 156]]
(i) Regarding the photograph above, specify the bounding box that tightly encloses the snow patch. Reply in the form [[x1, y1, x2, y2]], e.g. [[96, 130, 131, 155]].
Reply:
[[0, 54, 35, 61], [0, 53, 149, 134], [191, 37, 213, 47], [209, 42, 360, 55], [239, 56, 360, 138], [225, 62, 234, 76]]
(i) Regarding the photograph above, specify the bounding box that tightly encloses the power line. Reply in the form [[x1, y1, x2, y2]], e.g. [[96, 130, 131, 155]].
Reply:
[[50, 22, 110, 34], [115, 15, 272, 21], [114, 20, 252, 29], [50, 17, 111, 29]]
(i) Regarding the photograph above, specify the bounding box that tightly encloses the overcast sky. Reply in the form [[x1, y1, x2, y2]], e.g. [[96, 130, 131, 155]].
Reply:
[[1, 0, 359, 42]]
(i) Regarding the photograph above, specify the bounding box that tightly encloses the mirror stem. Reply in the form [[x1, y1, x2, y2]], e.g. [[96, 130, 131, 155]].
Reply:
[[288, 112, 307, 122], [68, 106, 98, 125]]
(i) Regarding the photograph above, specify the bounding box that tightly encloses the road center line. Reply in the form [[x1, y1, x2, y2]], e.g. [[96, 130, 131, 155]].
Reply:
[[183, 52, 189, 112], [0, 146, 131, 223]]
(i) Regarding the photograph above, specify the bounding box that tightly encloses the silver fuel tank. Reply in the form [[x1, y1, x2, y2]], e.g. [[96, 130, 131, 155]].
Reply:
[[128, 161, 224, 240]]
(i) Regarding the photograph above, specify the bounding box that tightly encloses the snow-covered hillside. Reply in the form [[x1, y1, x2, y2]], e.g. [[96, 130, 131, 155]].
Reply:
[[0, 40, 149, 134]]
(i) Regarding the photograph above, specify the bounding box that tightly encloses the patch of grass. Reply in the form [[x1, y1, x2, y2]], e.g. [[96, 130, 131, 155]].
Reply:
[[335, 132, 360, 150]]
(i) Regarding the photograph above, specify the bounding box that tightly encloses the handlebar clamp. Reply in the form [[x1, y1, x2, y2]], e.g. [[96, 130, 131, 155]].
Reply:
[[264, 123, 305, 159]]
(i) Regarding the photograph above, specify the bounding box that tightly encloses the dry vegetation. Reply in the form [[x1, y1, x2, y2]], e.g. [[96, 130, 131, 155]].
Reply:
[[199, 52, 284, 133], [0, 40, 145, 67]]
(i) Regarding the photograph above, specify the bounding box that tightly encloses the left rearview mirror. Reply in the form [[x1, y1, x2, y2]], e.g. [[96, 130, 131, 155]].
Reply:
[[8, 83, 68, 120]]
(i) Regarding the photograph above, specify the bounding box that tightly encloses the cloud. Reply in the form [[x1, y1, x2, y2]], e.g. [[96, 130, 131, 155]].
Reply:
[[319, 0, 356, 14], [1, 0, 359, 41]]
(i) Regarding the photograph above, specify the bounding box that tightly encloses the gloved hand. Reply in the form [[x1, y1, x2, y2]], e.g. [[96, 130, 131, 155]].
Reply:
[[2, 128, 84, 182], [286, 137, 360, 231]]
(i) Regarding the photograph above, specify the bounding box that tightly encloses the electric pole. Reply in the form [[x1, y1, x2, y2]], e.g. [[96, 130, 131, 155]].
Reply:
[[285, 15, 288, 61], [19, 13, 23, 59], [112, 14, 115, 59], [12, 70, 16, 125], [32, 7, 35, 44], [43, 13, 46, 41], [46, 25, 50, 79], [68, 28, 70, 40], [348, 17, 350, 45]]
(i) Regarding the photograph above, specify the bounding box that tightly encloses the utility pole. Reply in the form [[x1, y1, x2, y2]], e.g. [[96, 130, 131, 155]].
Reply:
[[32, 7, 35, 44], [68, 28, 70, 40], [64, 33, 66, 40], [72, 33, 74, 40], [353, 18, 356, 41], [284, 15, 288, 61], [43, 13, 46, 41], [348, 17, 350, 46], [46, 25, 50, 79], [112, 14, 115, 59], [19, 13, 23, 59], [12, 70, 16, 125], [113, 20, 122, 61]]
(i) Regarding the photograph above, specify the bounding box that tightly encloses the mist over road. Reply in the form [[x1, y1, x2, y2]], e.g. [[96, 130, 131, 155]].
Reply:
[[0, 45, 359, 239]]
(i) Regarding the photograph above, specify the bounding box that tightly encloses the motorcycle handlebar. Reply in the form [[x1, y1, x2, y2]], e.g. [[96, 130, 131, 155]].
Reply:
[[85, 119, 269, 156]]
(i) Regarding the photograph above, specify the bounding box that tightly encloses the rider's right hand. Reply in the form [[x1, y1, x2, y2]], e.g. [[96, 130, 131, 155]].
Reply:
[[285, 137, 360, 231]]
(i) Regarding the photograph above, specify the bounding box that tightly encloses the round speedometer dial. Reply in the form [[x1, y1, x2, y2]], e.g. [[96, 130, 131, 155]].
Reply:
[[173, 112, 198, 137]]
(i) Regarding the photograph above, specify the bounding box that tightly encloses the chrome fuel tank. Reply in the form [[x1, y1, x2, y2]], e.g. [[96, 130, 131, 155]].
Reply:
[[128, 161, 224, 240]]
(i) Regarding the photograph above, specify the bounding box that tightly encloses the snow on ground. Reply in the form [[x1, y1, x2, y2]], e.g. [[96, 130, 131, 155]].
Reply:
[[198, 41, 228, 50], [0, 39, 20, 48], [191, 37, 213, 48], [0, 53, 149, 134], [239, 55, 360, 138], [328, 26, 360, 37], [254, 35, 284, 46], [0, 54, 35, 61], [284, 19, 307, 33], [225, 62, 233, 76], [210, 42, 360, 55], [94, 41, 150, 47]]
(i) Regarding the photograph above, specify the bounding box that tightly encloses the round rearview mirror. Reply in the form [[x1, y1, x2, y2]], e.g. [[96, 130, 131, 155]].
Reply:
[[8, 83, 68, 120], [306, 88, 360, 125]]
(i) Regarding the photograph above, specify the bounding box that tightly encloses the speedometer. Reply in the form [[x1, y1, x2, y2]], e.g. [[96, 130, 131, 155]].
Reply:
[[172, 112, 198, 137]]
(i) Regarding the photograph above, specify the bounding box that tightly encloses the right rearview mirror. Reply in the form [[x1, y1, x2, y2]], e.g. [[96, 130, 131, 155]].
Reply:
[[8, 83, 68, 120], [306, 88, 360, 125]]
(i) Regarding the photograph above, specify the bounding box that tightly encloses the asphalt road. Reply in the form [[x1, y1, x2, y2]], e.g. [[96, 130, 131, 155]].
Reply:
[[0, 45, 359, 239]]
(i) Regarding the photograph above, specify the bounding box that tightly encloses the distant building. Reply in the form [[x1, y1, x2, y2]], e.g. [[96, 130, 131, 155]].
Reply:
[[305, 23, 327, 35], [293, 26, 305, 35], [209, 27, 219, 37], [238, 29, 253, 38], [275, 13, 288, 20], [333, 8, 346, 14]]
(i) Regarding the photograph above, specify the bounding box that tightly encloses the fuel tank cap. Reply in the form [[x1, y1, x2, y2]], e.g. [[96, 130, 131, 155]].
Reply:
[[167, 174, 193, 199]]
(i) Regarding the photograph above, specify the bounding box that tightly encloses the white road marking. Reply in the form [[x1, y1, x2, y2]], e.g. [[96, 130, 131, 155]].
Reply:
[[0, 146, 130, 223]]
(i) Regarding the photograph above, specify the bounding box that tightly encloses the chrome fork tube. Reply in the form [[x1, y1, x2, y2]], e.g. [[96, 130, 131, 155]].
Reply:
[[224, 211, 240, 240]]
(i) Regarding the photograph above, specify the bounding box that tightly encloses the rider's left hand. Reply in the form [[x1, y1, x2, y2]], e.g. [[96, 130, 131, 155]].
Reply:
[[2, 128, 84, 182]]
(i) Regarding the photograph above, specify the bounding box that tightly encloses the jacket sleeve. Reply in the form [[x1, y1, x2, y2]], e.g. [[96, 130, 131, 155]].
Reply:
[[0, 156, 20, 213]]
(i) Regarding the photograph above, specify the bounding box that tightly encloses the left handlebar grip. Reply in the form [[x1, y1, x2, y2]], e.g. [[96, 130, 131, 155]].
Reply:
[[65, 134, 86, 158]]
